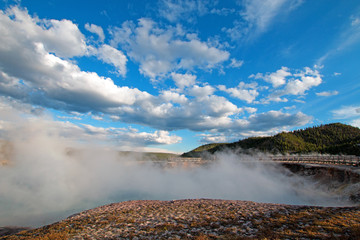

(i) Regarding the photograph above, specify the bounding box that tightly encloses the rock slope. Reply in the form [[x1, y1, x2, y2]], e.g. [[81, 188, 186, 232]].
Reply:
[[2, 199, 360, 239]]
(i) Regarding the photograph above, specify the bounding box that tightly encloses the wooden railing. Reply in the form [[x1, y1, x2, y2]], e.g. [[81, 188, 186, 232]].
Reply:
[[137, 155, 360, 167], [261, 155, 360, 166]]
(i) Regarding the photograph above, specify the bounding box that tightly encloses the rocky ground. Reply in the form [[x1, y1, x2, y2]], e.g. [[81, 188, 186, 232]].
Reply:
[[1, 199, 360, 240]]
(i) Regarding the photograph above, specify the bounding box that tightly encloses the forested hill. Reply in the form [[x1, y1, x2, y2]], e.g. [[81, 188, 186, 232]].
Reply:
[[182, 123, 360, 157]]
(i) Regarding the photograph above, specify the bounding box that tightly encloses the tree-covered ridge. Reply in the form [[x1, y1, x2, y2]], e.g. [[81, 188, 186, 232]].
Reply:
[[187, 143, 227, 153], [183, 123, 360, 157]]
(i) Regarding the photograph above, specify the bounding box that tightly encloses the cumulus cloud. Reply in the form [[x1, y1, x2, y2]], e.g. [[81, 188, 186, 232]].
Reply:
[[160, 90, 188, 104], [0, 6, 87, 58], [198, 110, 311, 143], [0, 15, 241, 136], [188, 85, 215, 98], [218, 82, 259, 103], [256, 66, 323, 102], [245, 111, 311, 131], [198, 133, 228, 144], [85, 23, 105, 42], [96, 44, 127, 77], [244, 107, 257, 114], [282, 67, 322, 95], [0, 41, 148, 112], [251, 66, 291, 88], [171, 72, 196, 89], [0, 6, 313, 138], [0, 7, 150, 113], [81, 124, 182, 146], [110, 18, 229, 79], [316, 90, 339, 97]]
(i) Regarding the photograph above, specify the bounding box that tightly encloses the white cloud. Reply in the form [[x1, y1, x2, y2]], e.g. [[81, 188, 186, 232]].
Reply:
[[283, 67, 322, 95], [1, 6, 87, 58], [188, 85, 215, 98], [334, 72, 341, 76], [91, 115, 104, 121], [0, 101, 182, 147], [332, 105, 360, 119], [244, 107, 257, 114], [158, 0, 210, 23], [96, 44, 127, 77], [110, 18, 229, 79], [198, 110, 311, 143], [82, 124, 182, 145], [198, 133, 228, 144], [218, 82, 259, 103], [0, 6, 313, 136], [0, 7, 240, 134], [85, 23, 105, 42], [171, 72, 196, 89], [228, 58, 244, 68], [316, 90, 339, 97], [251, 66, 291, 88], [0, 7, 150, 113], [264, 66, 322, 100], [160, 90, 188, 104], [246, 111, 311, 130]]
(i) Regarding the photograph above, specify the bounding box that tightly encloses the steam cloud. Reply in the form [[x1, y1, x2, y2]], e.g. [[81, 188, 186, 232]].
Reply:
[[0, 113, 348, 227]]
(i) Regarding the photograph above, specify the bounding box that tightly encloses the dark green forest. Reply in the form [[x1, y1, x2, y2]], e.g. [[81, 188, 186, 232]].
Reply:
[[182, 123, 360, 157]]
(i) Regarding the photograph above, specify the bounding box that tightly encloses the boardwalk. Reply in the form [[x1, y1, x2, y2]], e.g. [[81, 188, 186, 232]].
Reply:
[[266, 155, 360, 166], [137, 155, 360, 168]]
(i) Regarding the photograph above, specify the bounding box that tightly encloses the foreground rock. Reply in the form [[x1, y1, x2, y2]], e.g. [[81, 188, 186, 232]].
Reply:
[[2, 199, 360, 239]]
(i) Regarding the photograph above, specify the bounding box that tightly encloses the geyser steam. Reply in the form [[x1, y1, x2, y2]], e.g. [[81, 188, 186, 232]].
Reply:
[[0, 116, 347, 227]]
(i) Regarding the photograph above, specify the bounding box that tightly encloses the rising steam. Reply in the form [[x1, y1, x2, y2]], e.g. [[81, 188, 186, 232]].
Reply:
[[0, 113, 349, 227]]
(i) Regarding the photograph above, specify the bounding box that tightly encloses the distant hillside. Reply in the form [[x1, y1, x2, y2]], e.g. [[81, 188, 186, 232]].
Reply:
[[118, 151, 179, 160], [183, 123, 360, 157], [186, 143, 227, 153]]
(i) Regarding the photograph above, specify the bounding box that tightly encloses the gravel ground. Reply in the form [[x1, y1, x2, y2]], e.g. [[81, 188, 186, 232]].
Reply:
[[2, 199, 360, 239]]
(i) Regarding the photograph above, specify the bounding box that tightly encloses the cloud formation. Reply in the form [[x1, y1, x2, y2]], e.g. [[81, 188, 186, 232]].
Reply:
[[251, 66, 291, 88], [85, 23, 105, 42], [96, 44, 127, 77], [0, 7, 87, 58], [158, 0, 211, 23], [110, 18, 229, 79], [218, 82, 259, 103], [253, 66, 323, 102], [0, 102, 181, 150], [0, 5, 317, 145]]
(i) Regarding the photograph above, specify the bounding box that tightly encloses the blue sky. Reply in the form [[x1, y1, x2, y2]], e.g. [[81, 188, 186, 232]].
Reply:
[[0, 0, 359, 153]]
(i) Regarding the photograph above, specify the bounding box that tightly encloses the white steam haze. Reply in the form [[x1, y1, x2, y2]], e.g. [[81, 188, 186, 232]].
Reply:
[[0, 108, 347, 227]]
